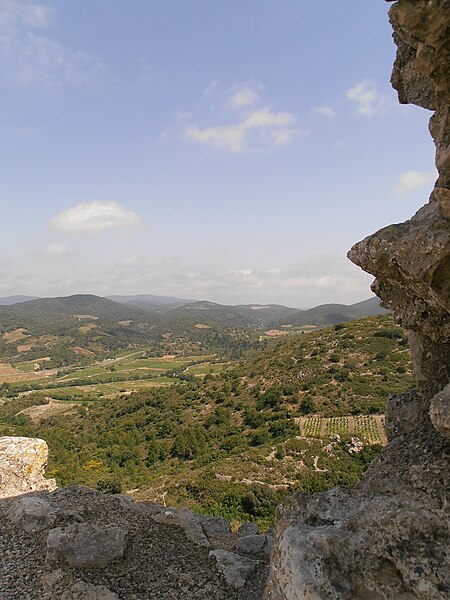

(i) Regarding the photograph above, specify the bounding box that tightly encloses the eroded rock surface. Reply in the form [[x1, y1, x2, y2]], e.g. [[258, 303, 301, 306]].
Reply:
[[0, 486, 269, 599], [0, 436, 56, 499], [266, 1, 450, 598]]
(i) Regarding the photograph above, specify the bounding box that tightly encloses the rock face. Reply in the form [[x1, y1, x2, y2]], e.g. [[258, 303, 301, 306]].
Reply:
[[0, 437, 56, 499], [266, 1, 450, 598], [0, 486, 270, 599]]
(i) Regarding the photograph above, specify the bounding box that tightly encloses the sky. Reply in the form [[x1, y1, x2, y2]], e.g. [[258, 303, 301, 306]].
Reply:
[[0, 0, 437, 308]]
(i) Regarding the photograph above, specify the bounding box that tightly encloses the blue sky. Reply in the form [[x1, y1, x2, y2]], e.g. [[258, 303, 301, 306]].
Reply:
[[0, 0, 436, 307]]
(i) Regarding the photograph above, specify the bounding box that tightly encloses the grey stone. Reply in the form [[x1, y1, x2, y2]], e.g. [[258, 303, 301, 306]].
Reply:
[[209, 549, 258, 589], [430, 382, 450, 439], [47, 522, 127, 567], [61, 581, 119, 600], [7, 496, 59, 532], [152, 506, 211, 547], [234, 534, 266, 555], [237, 521, 259, 537], [199, 515, 232, 538]]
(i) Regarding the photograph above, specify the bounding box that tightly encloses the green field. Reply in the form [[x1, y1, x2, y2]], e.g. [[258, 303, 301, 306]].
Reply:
[[0, 350, 229, 401]]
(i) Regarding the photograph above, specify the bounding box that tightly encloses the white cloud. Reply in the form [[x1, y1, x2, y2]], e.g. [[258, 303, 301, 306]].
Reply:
[[346, 80, 390, 117], [42, 242, 69, 257], [312, 106, 336, 119], [203, 80, 220, 96], [49, 201, 144, 234], [0, 0, 54, 28], [0, 0, 103, 89], [228, 84, 259, 109], [185, 107, 301, 153], [183, 81, 303, 153], [393, 170, 437, 196]]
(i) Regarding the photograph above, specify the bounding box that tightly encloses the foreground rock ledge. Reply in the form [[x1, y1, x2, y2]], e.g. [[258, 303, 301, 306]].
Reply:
[[0, 436, 56, 499], [265, 1, 450, 598]]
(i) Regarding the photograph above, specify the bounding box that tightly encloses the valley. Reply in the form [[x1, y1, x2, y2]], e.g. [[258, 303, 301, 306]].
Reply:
[[0, 294, 413, 528]]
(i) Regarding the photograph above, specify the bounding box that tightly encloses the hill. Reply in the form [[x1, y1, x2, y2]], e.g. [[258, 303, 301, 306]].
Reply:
[[0, 295, 159, 367], [0, 295, 40, 305], [108, 294, 194, 311], [275, 296, 388, 327], [0, 313, 413, 526]]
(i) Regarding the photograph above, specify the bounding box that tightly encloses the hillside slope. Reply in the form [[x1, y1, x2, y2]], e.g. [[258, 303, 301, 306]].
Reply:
[[0, 314, 413, 526]]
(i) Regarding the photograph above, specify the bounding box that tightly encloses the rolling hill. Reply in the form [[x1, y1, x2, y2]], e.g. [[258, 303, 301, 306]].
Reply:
[[0, 313, 413, 526]]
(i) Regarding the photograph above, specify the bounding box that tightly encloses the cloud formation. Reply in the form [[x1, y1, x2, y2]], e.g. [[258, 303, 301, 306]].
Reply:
[[312, 106, 336, 119], [346, 80, 390, 117], [393, 170, 437, 195], [42, 242, 69, 257], [185, 79, 304, 155], [227, 83, 260, 109], [0, 0, 103, 89], [49, 201, 144, 234]]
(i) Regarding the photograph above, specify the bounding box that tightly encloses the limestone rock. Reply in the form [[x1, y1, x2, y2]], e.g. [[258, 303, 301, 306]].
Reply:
[[266, 487, 450, 599], [430, 382, 450, 438], [7, 496, 59, 532], [199, 515, 232, 538], [0, 437, 56, 499], [46, 522, 127, 568], [152, 506, 211, 547], [209, 549, 258, 589], [237, 521, 260, 537], [61, 581, 120, 600], [233, 534, 266, 555], [385, 389, 422, 441], [266, 1, 450, 597]]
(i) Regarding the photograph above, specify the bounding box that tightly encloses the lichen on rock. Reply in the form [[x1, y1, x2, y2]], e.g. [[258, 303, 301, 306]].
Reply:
[[0, 436, 56, 499], [266, 1, 450, 598]]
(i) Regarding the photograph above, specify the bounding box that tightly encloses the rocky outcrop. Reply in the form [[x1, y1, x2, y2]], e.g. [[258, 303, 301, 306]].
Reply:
[[0, 486, 270, 599], [0, 437, 56, 499], [266, 1, 449, 598]]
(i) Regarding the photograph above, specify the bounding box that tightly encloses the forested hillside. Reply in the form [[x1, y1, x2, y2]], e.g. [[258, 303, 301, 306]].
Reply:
[[0, 314, 413, 526]]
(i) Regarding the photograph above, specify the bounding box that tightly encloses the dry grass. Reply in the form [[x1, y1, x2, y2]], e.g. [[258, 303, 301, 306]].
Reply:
[[2, 328, 30, 343]]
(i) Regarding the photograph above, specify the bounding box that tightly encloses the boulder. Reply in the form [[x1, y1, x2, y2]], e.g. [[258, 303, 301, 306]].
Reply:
[[7, 495, 59, 532], [209, 549, 258, 589], [46, 522, 127, 568], [0, 437, 56, 498]]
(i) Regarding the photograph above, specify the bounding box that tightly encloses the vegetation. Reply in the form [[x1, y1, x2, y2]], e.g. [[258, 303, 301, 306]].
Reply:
[[0, 313, 413, 527]]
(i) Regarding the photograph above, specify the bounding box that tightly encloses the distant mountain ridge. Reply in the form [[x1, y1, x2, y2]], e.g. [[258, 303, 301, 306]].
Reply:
[[0, 295, 40, 305]]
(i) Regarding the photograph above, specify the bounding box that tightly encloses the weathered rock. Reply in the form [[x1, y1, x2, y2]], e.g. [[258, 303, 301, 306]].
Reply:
[[266, 1, 450, 598], [209, 549, 258, 589], [430, 382, 450, 438], [237, 521, 260, 537], [7, 496, 59, 532], [385, 389, 422, 441], [46, 522, 127, 568], [200, 515, 232, 538], [152, 506, 211, 547], [0, 437, 56, 498], [234, 534, 266, 555], [1, 485, 269, 599], [61, 581, 120, 600], [42, 571, 119, 600]]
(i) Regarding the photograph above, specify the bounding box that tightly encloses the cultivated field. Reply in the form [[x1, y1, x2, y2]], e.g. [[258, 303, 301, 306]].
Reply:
[[0, 350, 229, 401], [298, 415, 387, 445]]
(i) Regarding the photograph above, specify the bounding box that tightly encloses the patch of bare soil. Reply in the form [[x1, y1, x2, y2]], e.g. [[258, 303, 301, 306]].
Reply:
[[195, 324, 211, 329], [2, 329, 30, 343], [73, 347, 95, 357], [18, 399, 78, 423], [79, 323, 98, 334], [0, 363, 57, 384], [73, 314, 99, 320], [264, 330, 290, 338], [118, 320, 132, 326]]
